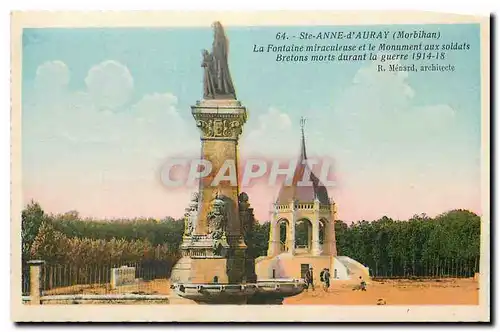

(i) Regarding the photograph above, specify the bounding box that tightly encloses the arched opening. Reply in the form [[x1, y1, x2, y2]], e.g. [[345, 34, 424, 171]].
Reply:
[[295, 218, 312, 253], [277, 219, 289, 253]]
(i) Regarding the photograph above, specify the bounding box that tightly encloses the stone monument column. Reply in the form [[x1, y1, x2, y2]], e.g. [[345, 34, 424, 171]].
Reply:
[[192, 99, 247, 236], [171, 22, 306, 305], [171, 21, 253, 285]]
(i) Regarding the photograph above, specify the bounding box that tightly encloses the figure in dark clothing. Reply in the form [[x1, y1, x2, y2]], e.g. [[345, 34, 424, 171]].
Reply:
[[323, 268, 331, 291], [359, 276, 367, 291], [201, 21, 237, 100], [304, 267, 315, 291]]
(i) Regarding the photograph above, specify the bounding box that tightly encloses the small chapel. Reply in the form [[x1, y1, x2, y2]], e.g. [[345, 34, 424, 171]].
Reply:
[[255, 118, 371, 283]]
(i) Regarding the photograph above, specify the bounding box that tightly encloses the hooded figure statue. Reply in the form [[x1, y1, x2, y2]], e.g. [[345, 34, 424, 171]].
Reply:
[[202, 22, 237, 100]]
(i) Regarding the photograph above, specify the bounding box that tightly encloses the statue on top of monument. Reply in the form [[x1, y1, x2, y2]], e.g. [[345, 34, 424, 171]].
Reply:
[[202, 21, 237, 100]]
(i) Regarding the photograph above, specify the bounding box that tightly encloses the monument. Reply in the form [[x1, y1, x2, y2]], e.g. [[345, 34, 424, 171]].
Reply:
[[255, 119, 371, 284], [170, 22, 304, 304]]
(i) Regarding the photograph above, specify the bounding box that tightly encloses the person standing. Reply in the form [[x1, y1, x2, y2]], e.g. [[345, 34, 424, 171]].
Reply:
[[320, 268, 326, 290], [323, 268, 331, 292], [305, 267, 315, 291]]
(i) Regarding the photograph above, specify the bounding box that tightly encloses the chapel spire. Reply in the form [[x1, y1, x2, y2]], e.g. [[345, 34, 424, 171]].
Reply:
[[300, 116, 307, 161], [275, 117, 329, 205]]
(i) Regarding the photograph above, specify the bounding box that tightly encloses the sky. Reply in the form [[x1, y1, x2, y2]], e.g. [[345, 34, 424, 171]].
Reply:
[[21, 24, 482, 222]]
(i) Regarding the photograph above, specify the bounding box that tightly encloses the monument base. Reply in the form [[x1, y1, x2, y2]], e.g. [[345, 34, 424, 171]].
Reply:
[[170, 256, 231, 284], [255, 253, 371, 283], [174, 228, 251, 283], [170, 279, 306, 304]]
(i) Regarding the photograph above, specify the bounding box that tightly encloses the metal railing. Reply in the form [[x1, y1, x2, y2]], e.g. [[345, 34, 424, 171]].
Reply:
[[32, 260, 174, 296], [22, 264, 30, 296]]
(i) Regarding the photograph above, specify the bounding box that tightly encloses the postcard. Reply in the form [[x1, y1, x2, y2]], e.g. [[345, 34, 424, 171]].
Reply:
[[11, 11, 490, 322]]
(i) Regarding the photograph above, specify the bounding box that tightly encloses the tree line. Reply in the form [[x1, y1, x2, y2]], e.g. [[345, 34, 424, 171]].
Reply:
[[333, 210, 481, 278], [22, 201, 182, 269], [22, 200, 480, 279]]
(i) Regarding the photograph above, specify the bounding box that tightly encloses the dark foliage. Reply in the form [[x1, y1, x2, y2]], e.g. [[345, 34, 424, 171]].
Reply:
[[23, 201, 480, 278]]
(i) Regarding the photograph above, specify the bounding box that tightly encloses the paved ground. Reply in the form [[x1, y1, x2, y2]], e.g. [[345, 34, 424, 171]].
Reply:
[[284, 278, 479, 305], [43, 278, 479, 305], [43, 279, 172, 295]]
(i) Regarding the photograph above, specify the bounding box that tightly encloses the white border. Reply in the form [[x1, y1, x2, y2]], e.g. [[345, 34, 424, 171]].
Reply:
[[5, 6, 494, 325]]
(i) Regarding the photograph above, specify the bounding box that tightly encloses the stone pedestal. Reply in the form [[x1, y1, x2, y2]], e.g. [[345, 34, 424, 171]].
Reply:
[[170, 255, 231, 284], [28, 260, 44, 305], [110, 266, 136, 289]]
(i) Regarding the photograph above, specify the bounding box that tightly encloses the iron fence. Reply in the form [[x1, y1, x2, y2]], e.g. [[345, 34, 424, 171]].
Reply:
[[22, 264, 30, 296], [21, 255, 480, 298], [22, 260, 174, 296]]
